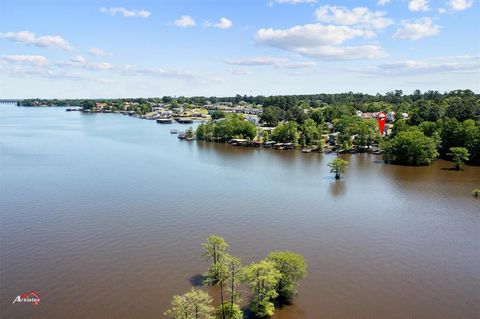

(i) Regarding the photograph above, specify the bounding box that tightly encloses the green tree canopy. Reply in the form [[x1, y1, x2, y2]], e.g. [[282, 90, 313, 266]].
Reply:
[[328, 158, 348, 180], [448, 147, 470, 170], [242, 260, 281, 318], [202, 235, 229, 285], [266, 251, 307, 303], [165, 288, 214, 319], [382, 128, 439, 165]]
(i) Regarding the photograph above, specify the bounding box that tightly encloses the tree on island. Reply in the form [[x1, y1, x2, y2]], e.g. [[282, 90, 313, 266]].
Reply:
[[448, 147, 470, 170], [202, 235, 243, 319], [328, 158, 348, 180], [266, 251, 307, 303], [242, 260, 281, 318], [186, 127, 195, 139], [165, 288, 214, 319], [202, 235, 229, 285]]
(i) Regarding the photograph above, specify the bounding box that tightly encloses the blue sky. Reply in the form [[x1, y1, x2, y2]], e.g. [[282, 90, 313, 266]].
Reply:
[[0, 0, 479, 98]]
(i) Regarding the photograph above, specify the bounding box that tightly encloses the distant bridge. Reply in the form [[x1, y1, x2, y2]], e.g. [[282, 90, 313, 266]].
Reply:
[[0, 99, 19, 105]]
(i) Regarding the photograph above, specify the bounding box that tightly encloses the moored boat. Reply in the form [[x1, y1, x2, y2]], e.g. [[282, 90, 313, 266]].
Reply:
[[157, 118, 173, 124]]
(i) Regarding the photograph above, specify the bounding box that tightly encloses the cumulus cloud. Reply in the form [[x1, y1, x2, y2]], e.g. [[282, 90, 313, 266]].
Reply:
[[255, 24, 374, 48], [447, 0, 474, 11], [408, 0, 430, 12], [0, 30, 73, 51], [393, 18, 440, 40], [364, 55, 479, 75], [174, 15, 196, 28], [88, 48, 109, 56], [99, 7, 150, 18], [205, 17, 233, 29], [315, 5, 393, 30], [1, 55, 48, 65], [377, 0, 391, 6], [254, 23, 385, 59], [294, 45, 387, 59]]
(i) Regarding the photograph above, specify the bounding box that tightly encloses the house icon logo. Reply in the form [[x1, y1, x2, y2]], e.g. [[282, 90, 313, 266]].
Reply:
[[13, 290, 41, 305]]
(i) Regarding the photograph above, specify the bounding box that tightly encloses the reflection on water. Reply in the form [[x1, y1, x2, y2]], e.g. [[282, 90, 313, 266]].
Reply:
[[1, 106, 479, 319], [329, 180, 346, 197]]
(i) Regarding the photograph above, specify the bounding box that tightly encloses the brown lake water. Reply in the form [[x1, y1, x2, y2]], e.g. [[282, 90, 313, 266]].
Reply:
[[1, 106, 479, 319]]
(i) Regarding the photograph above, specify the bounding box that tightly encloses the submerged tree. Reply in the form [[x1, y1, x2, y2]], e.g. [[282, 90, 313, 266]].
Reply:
[[202, 235, 230, 286], [448, 147, 470, 170], [225, 256, 243, 319], [186, 127, 194, 139], [242, 260, 281, 317], [266, 251, 307, 303], [165, 288, 214, 319], [328, 158, 348, 180]]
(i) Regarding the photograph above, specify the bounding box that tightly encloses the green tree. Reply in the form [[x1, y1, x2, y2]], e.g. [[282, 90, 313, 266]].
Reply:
[[210, 110, 226, 120], [300, 119, 321, 147], [215, 303, 242, 319], [448, 147, 470, 170], [328, 158, 348, 180], [271, 121, 299, 145], [202, 235, 229, 285], [266, 251, 307, 303], [165, 288, 214, 319], [225, 256, 242, 318], [242, 260, 281, 318], [186, 127, 194, 139], [382, 128, 439, 165]]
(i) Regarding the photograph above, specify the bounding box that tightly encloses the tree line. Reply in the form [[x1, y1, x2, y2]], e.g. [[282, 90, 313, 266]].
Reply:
[[165, 235, 307, 319]]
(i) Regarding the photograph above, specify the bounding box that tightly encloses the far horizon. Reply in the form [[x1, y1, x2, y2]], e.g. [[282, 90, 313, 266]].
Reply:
[[2, 88, 479, 101]]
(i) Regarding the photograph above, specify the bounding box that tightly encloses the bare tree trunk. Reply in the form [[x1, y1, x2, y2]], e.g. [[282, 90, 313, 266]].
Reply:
[[220, 280, 226, 319], [230, 262, 235, 316]]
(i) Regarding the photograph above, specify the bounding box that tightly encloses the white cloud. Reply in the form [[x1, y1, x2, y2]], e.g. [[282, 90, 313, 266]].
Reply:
[[231, 69, 252, 75], [408, 0, 430, 12], [254, 23, 385, 60], [377, 0, 391, 6], [57, 56, 113, 71], [393, 18, 440, 40], [205, 17, 233, 29], [99, 7, 150, 18], [225, 56, 317, 69], [294, 45, 387, 59], [0, 30, 73, 51], [1, 55, 48, 65], [366, 55, 480, 75], [88, 48, 108, 56], [71, 55, 86, 64], [225, 56, 289, 66], [255, 24, 374, 48], [283, 61, 317, 69], [273, 0, 316, 4], [174, 15, 196, 28], [438, 8, 447, 13], [447, 0, 474, 11], [315, 5, 393, 30], [121, 65, 197, 80]]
